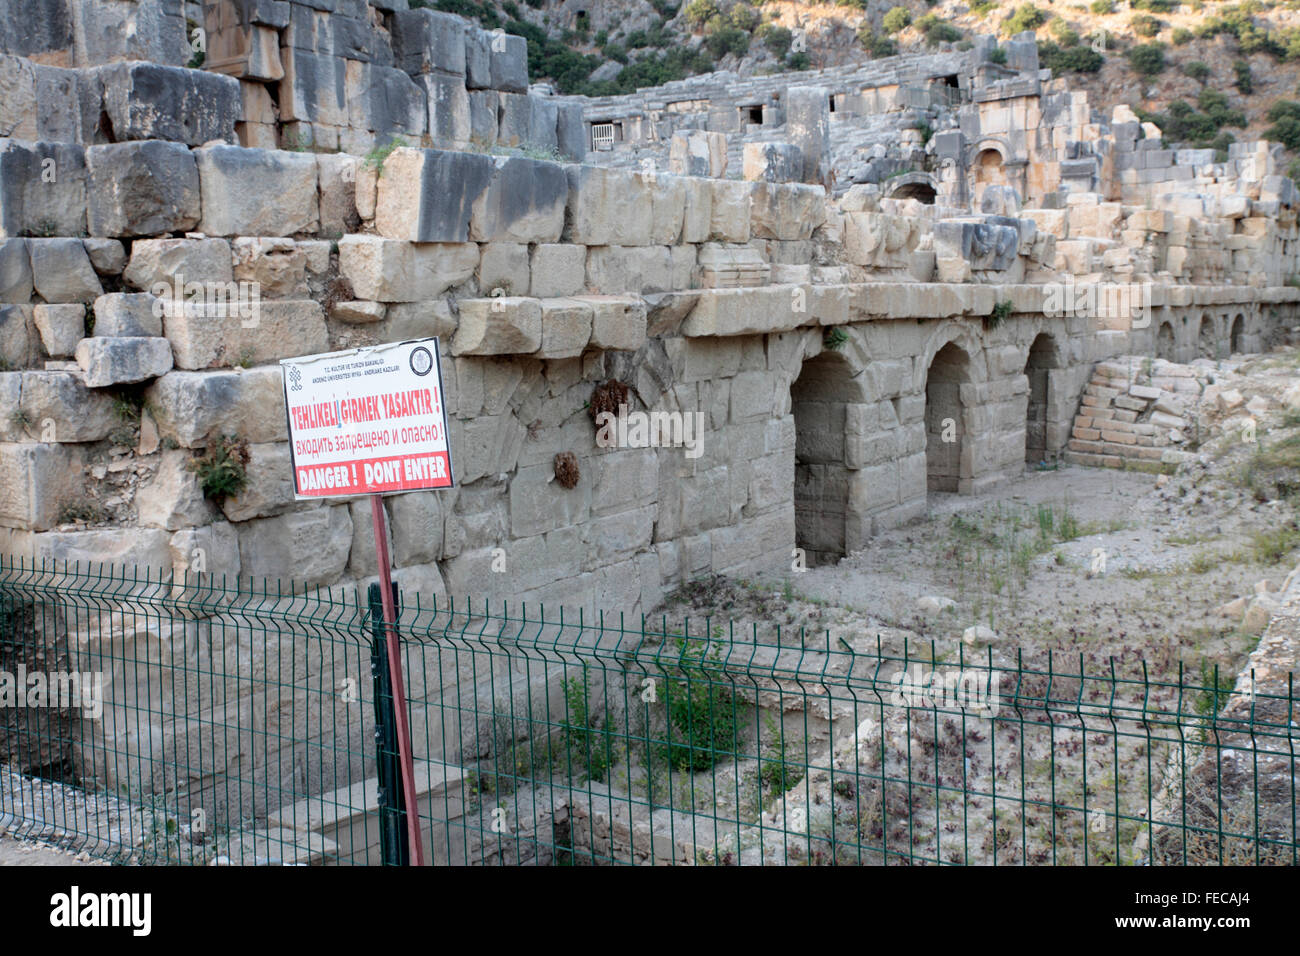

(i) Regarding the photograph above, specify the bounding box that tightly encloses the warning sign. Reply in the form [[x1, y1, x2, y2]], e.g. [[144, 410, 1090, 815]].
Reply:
[[280, 338, 455, 499]]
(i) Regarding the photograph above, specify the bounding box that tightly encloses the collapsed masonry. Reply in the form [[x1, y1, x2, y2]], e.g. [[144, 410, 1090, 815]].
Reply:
[[0, 0, 1299, 840]]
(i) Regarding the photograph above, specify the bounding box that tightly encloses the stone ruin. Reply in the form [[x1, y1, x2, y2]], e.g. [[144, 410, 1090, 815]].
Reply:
[[0, 0, 1298, 859]]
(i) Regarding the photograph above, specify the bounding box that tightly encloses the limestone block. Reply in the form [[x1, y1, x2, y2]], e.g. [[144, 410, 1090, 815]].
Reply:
[[470, 156, 568, 243], [580, 295, 647, 352], [374, 148, 493, 242], [0, 237, 32, 301], [195, 145, 319, 237], [537, 298, 593, 359], [530, 244, 586, 297], [230, 237, 309, 298], [742, 142, 803, 184], [85, 141, 200, 237], [93, 293, 162, 337], [785, 86, 830, 185], [451, 298, 542, 355], [467, 89, 498, 144], [586, 246, 678, 295], [668, 130, 727, 178], [528, 97, 559, 151], [75, 337, 173, 387], [491, 33, 529, 92], [556, 102, 587, 162], [709, 180, 753, 243], [418, 73, 471, 147], [25, 528, 172, 570], [0, 303, 35, 368], [345, 61, 426, 139], [16, 369, 116, 442], [681, 177, 713, 244], [391, 9, 467, 76], [331, 300, 386, 324], [164, 299, 328, 370], [0, 140, 87, 238], [32, 303, 83, 357], [123, 238, 233, 290], [0, 442, 85, 531], [509, 462, 591, 538], [220, 442, 296, 522], [389, 491, 444, 566], [649, 173, 686, 245], [169, 522, 240, 582], [137, 450, 217, 530], [82, 238, 126, 275], [28, 238, 101, 303], [681, 287, 798, 337], [97, 62, 240, 145], [278, 47, 347, 127], [565, 166, 653, 246], [496, 92, 531, 148], [478, 242, 530, 296], [750, 183, 826, 241], [455, 414, 524, 484], [316, 153, 361, 237], [237, 506, 353, 590], [338, 235, 478, 302], [146, 368, 287, 448], [382, 299, 457, 341]]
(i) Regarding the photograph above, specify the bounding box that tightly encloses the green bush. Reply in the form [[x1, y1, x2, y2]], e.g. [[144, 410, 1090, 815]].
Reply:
[[1049, 16, 1079, 46], [1039, 41, 1104, 72], [1182, 60, 1210, 81], [1266, 100, 1300, 149], [1127, 42, 1166, 76], [1131, 13, 1163, 37], [189, 436, 249, 502], [858, 26, 899, 57], [1171, 27, 1193, 44], [683, 0, 720, 28], [758, 23, 793, 57], [989, 45, 1007, 64], [1003, 3, 1047, 34], [562, 668, 617, 782], [1132, 0, 1177, 10], [727, 2, 760, 31], [970, 0, 1000, 14], [918, 13, 963, 44], [882, 6, 913, 33], [785, 51, 811, 70], [1234, 60, 1253, 93], [1090, 0, 1114, 11], [705, 24, 750, 58], [660, 639, 739, 773], [1199, 87, 1246, 127]]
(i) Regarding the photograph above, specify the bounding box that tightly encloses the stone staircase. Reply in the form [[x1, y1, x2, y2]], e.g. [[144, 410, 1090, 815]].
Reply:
[[1063, 357, 1205, 473]]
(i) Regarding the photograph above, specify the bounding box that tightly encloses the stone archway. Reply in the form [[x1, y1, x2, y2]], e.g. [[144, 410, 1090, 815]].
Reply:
[[1198, 313, 1217, 359], [884, 172, 938, 205], [1157, 321, 1176, 361], [924, 342, 972, 493], [1024, 332, 1060, 466], [791, 349, 864, 567], [970, 146, 1007, 208], [1230, 313, 1246, 354]]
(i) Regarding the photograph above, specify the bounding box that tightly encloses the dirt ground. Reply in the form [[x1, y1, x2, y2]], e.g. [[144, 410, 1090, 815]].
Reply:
[[0, 834, 97, 866]]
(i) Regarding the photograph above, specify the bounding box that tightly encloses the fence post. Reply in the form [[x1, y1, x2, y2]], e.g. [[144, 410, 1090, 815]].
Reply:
[[368, 581, 409, 866]]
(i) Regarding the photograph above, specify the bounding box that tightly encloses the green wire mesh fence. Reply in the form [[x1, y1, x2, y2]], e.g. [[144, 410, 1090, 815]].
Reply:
[[1, 556, 1296, 865]]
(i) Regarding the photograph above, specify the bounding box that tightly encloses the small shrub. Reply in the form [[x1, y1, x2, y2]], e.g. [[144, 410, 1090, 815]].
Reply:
[[758, 23, 793, 57], [1131, 13, 1163, 38], [705, 24, 750, 58], [661, 637, 738, 773], [1090, 0, 1114, 11], [562, 667, 617, 782], [1182, 60, 1210, 82], [970, 0, 1000, 16], [1002, 3, 1047, 35], [882, 6, 912, 33], [364, 138, 404, 171], [858, 27, 898, 57], [727, 2, 760, 32], [824, 327, 849, 351], [1127, 42, 1166, 77], [918, 13, 963, 44], [785, 51, 812, 70], [189, 436, 250, 502], [1049, 16, 1079, 45], [985, 299, 1014, 330], [1040, 41, 1104, 72], [1171, 26, 1193, 44], [989, 45, 1008, 64], [1234, 60, 1253, 93], [683, 0, 720, 28]]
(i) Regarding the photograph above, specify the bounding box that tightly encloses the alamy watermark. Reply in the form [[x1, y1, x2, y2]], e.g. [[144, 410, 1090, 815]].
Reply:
[[150, 273, 262, 328], [0, 666, 104, 719], [889, 663, 1002, 717], [1043, 278, 1152, 329], [594, 403, 706, 459]]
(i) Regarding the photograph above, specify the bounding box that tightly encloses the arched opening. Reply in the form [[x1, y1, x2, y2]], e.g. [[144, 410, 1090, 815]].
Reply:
[[971, 146, 1006, 207], [891, 181, 937, 204], [1157, 322, 1175, 361], [1024, 333, 1059, 466], [1230, 313, 1246, 354], [792, 352, 860, 567], [1198, 313, 1217, 359], [925, 343, 971, 493]]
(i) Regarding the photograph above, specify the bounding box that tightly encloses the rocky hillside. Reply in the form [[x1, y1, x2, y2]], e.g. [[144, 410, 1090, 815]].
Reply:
[[424, 0, 1300, 177]]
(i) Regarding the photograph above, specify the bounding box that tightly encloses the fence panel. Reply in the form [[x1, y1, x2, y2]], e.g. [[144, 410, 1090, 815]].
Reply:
[[1, 557, 1296, 866]]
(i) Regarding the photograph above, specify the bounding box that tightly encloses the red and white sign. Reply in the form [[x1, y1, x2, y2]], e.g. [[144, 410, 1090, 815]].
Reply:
[[280, 339, 455, 498]]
